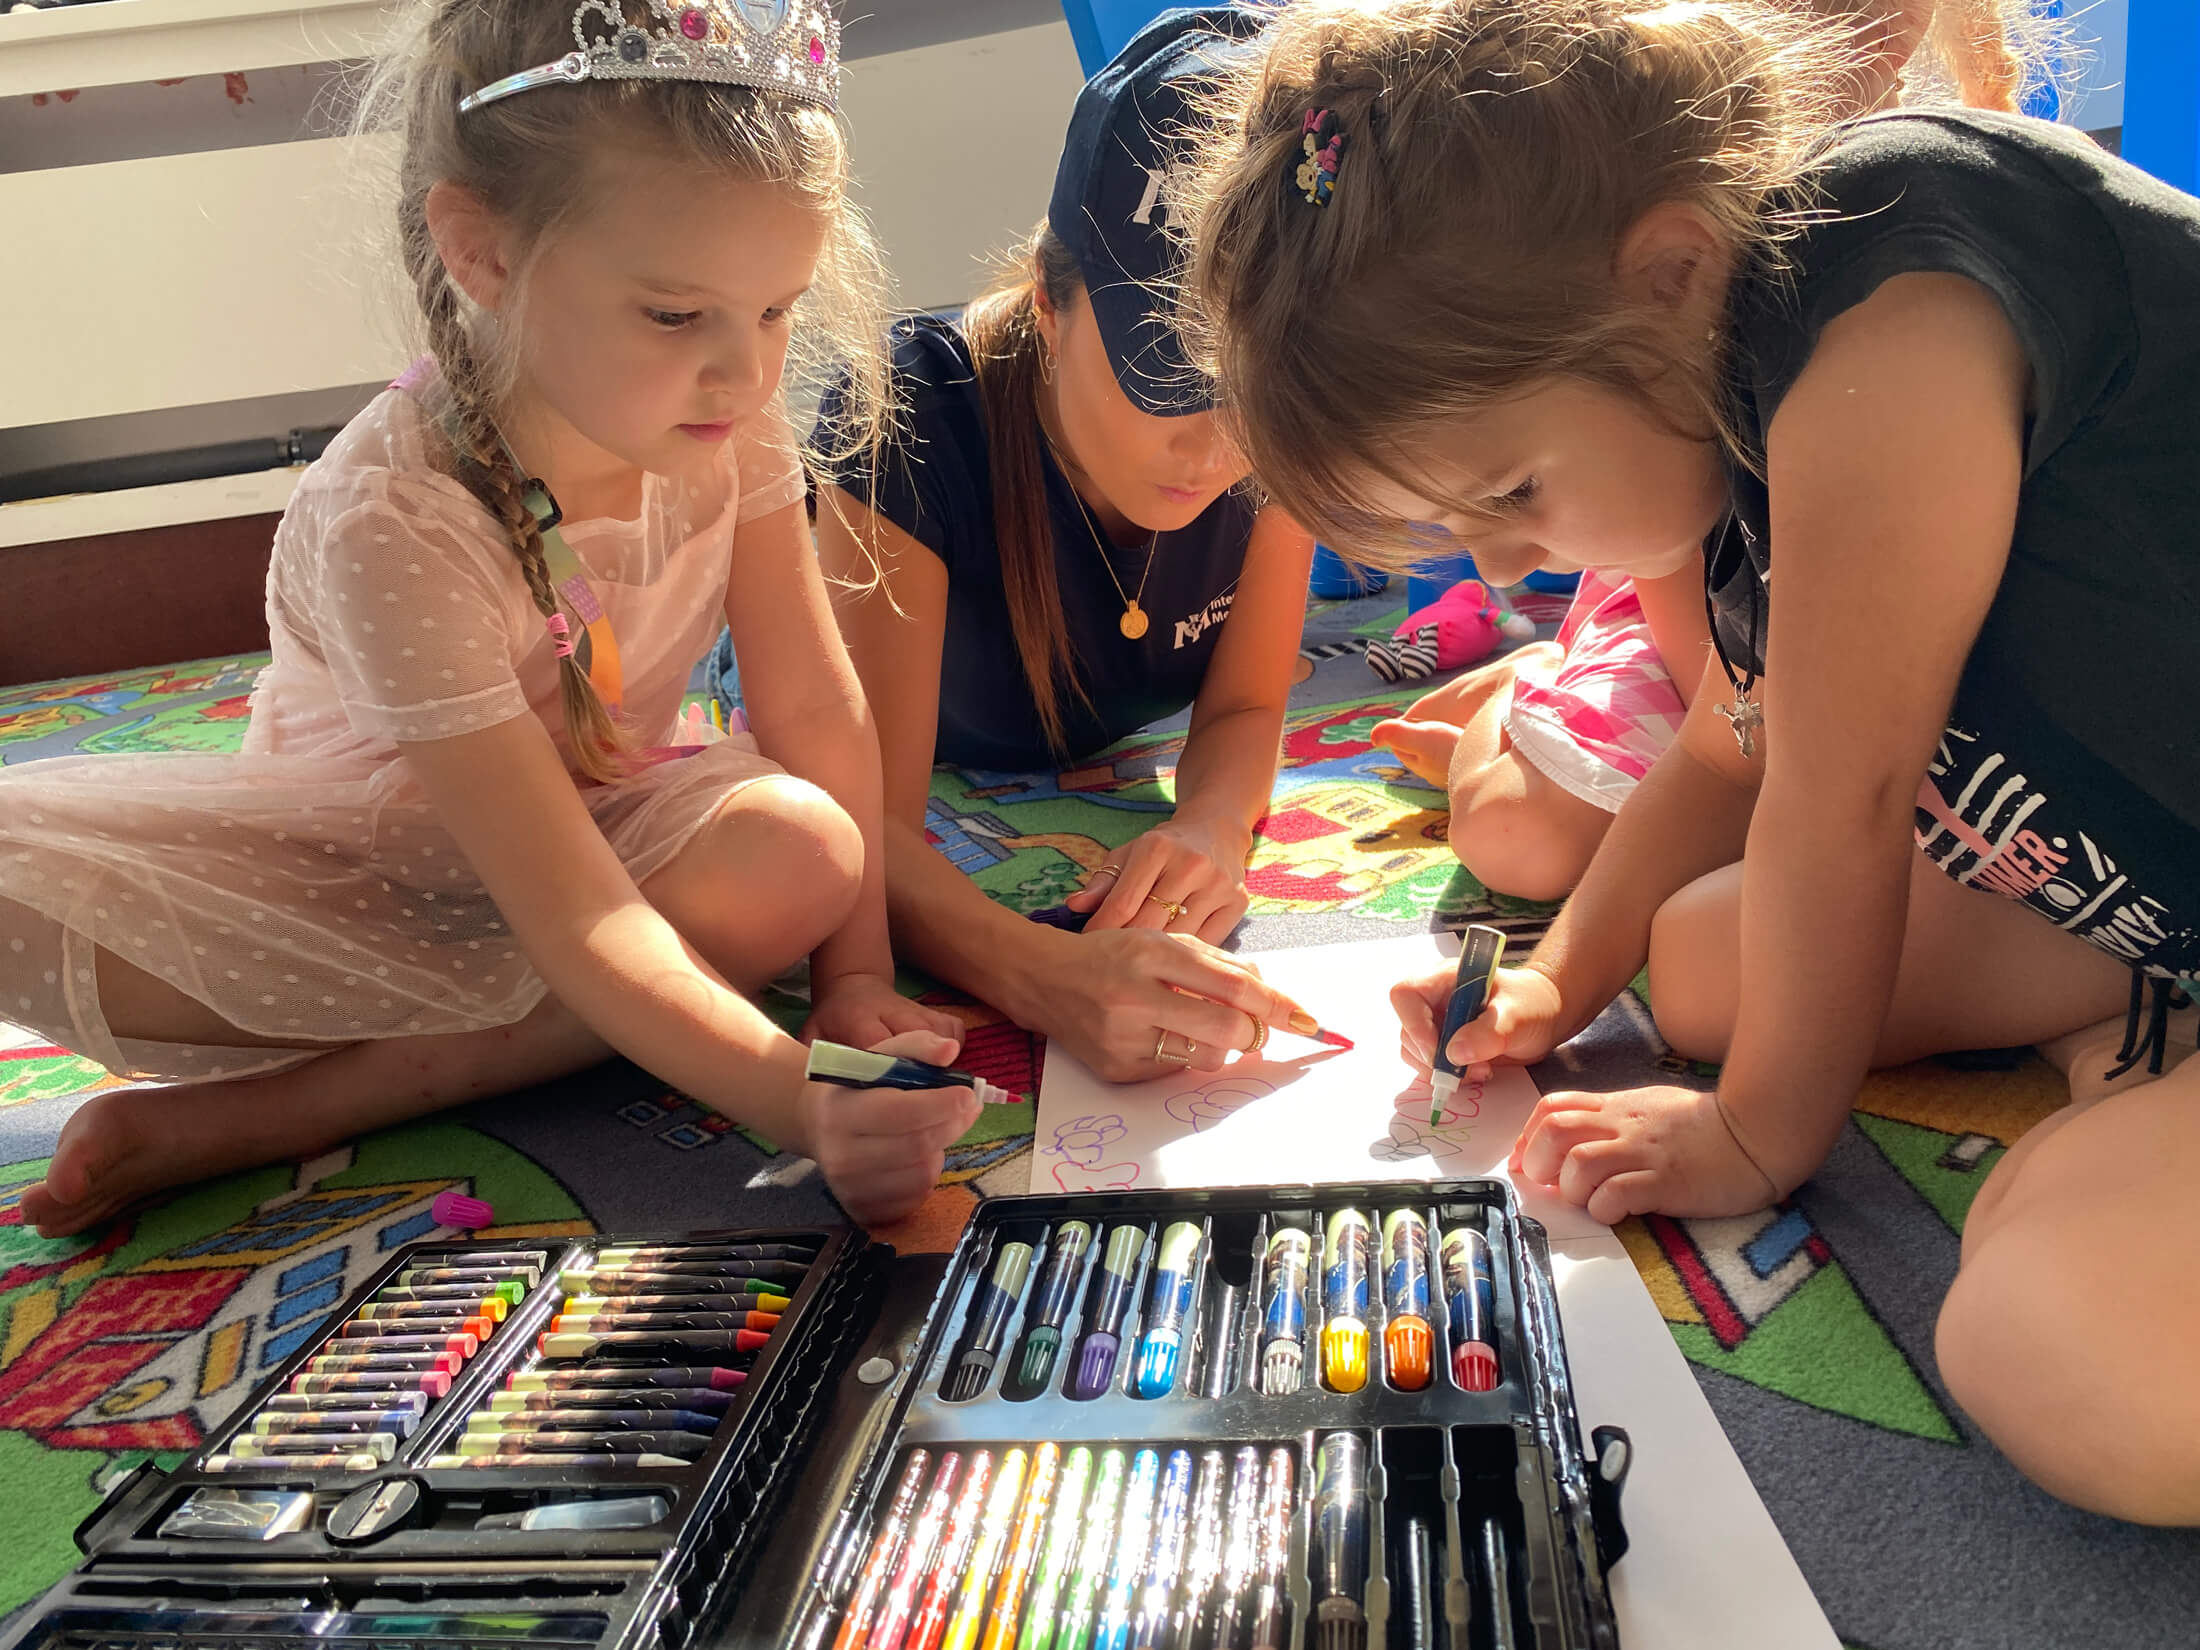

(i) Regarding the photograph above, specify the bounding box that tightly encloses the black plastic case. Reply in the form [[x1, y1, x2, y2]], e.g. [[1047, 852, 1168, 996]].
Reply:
[[3, 1180, 1627, 1650]]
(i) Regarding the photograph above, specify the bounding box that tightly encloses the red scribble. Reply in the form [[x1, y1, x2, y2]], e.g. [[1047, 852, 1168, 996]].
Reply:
[[224, 72, 251, 106]]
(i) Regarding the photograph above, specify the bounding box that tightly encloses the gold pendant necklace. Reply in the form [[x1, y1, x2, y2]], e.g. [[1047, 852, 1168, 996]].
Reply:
[[1047, 435, 1159, 642]]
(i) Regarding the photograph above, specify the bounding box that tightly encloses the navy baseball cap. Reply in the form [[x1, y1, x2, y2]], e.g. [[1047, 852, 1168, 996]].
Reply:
[[1048, 6, 1269, 416]]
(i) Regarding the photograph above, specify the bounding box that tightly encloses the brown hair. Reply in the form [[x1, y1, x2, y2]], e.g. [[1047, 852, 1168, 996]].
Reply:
[[358, 1, 893, 779], [959, 221, 1092, 757], [1175, 0, 2055, 564]]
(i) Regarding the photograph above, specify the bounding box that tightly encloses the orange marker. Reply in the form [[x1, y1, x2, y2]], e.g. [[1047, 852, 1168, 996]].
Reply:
[[1381, 1210, 1434, 1390]]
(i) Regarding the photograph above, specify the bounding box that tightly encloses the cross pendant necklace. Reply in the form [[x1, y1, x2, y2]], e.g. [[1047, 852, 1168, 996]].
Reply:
[[1703, 520, 1766, 760], [1716, 694, 1763, 759]]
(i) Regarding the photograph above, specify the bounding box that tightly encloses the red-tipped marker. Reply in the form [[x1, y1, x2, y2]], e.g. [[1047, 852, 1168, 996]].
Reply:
[[1314, 1028, 1355, 1050], [1452, 1341, 1499, 1393]]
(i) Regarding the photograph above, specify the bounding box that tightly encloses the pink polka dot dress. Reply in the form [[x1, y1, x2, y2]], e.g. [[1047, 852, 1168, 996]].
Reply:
[[0, 387, 806, 1083]]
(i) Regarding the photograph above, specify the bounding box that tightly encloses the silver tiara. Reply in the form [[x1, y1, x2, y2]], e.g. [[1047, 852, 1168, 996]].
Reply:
[[459, 0, 841, 115]]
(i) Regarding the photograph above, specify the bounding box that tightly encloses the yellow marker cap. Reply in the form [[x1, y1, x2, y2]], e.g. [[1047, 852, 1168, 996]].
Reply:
[[1322, 1321, 1369, 1393]]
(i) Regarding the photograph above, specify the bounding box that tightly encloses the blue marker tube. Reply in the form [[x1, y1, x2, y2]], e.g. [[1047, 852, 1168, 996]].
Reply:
[[1382, 1209, 1435, 1391], [804, 1040, 1023, 1105], [1008, 1221, 1096, 1401], [1257, 1228, 1312, 1396], [1130, 1222, 1202, 1399], [1430, 925, 1507, 1124], [1320, 1209, 1373, 1394], [1441, 1225, 1500, 1392], [1094, 1449, 1162, 1650], [1131, 1450, 1195, 1649], [1071, 1226, 1149, 1400]]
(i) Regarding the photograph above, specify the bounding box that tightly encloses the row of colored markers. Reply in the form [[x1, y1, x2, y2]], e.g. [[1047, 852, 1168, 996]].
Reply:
[[833, 1439, 1298, 1650], [944, 1208, 1500, 1405]]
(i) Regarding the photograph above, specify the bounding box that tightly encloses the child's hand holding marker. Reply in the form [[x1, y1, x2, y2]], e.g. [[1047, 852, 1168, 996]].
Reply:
[[796, 1032, 998, 1226], [1391, 927, 1566, 1101]]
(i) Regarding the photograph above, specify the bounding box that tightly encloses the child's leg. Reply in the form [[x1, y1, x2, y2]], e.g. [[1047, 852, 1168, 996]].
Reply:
[[1441, 698, 1614, 903], [1937, 1064, 2200, 1522], [1371, 645, 1549, 784], [1647, 847, 2134, 1065], [24, 773, 866, 1237]]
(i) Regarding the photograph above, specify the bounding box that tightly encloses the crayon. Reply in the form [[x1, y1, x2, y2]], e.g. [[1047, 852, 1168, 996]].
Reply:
[[229, 1429, 399, 1462], [355, 1298, 507, 1323], [833, 1450, 933, 1650], [1209, 1447, 1264, 1650], [1247, 1448, 1295, 1650], [547, 1310, 781, 1336], [337, 1316, 494, 1343], [1320, 1209, 1373, 1394], [504, 1365, 747, 1393], [427, 1452, 694, 1469], [1173, 1449, 1228, 1650], [305, 1350, 464, 1377], [560, 1262, 807, 1289], [941, 1447, 1029, 1650], [1070, 1226, 1148, 1401], [290, 1370, 452, 1397], [906, 1451, 995, 1650], [251, 1409, 417, 1437], [1016, 1446, 1096, 1650], [415, 1249, 550, 1266], [980, 1442, 1060, 1650], [372, 1281, 527, 1305], [1257, 1228, 1311, 1396], [394, 1266, 540, 1288], [455, 1429, 709, 1459], [1312, 1434, 1369, 1650], [466, 1407, 720, 1435], [538, 1328, 772, 1359], [1092, 1449, 1161, 1650], [259, 1389, 430, 1414], [1006, 1221, 1094, 1402], [1439, 1226, 1499, 1392], [1053, 1449, 1127, 1650], [944, 1230, 1038, 1402], [557, 1292, 788, 1316], [1130, 1223, 1202, 1400], [1430, 925, 1506, 1124], [868, 1452, 963, 1650], [1382, 1210, 1435, 1391], [488, 1387, 733, 1414], [321, 1329, 481, 1358], [594, 1242, 817, 1263], [204, 1450, 381, 1473], [1130, 1449, 1194, 1650]]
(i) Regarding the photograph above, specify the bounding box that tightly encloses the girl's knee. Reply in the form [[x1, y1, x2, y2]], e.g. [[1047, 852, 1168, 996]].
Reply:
[[1939, 1220, 2200, 1524], [730, 776, 864, 926], [1647, 867, 1742, 1062]]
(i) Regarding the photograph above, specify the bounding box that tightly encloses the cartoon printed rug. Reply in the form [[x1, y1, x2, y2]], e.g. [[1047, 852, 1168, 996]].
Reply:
[[3, 600, 2195, 1647]]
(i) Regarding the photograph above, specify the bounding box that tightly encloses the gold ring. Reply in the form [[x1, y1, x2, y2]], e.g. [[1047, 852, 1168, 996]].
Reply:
[[1154, 1029, 1195, 1066], [1096, 864, 1123, 877], [1144, 894, 1188, 922], [1242, 1013, 1268, 1055]]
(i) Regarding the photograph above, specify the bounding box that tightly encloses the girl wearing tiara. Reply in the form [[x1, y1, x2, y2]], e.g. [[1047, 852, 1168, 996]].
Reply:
[[1185, 0, 2200, 1519], [0, 0, 1097, 1232]]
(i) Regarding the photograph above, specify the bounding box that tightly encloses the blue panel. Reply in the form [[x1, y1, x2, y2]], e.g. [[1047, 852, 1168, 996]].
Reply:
[[1741, 1207, 1814, 1280], [263, 1313, 335, 1367], [380, 1209, 439, 1250], [270, 1277, 345, 1330], [2125, 0, 2199, 193], [276, 1248, 348, 1294]]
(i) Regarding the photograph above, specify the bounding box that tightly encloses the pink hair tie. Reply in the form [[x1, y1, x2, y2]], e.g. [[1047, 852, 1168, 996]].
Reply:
[[545, 613, 575, 658]]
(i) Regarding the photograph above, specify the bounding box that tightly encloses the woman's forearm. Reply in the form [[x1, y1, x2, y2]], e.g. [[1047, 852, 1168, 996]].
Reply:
[[1170, 700, 1286, 842], [881, 813, 1070, 1024]]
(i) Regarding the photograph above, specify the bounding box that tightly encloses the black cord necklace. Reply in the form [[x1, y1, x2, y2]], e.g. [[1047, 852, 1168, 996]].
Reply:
[[1704, 516, 1765, 759]]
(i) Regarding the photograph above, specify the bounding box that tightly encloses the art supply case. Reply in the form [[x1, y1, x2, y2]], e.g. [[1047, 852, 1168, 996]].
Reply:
[[8, 1181, 1629, 1650]]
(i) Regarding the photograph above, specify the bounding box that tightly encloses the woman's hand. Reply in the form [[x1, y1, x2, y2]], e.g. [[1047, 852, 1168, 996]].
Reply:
[[1391, 961, 1567, 1080], [806, 971, 964, 1051], [1068, 816, 1254, 944], [1036, 929, 1317, 1082], [1509, 1083, 1781, 1224], [790, 1029, 980, 1226]]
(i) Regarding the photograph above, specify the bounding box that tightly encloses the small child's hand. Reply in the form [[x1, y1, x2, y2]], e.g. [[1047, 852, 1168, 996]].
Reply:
[[807, 973, 963, 1051], [1509, 1084, 1780, 1224], [796, 1030, 980, 1227], [1391, 962, 1564, 1079]]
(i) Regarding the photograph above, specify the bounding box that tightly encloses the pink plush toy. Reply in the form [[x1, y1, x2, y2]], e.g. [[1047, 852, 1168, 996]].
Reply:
[[1365, 579, 1535, 682]]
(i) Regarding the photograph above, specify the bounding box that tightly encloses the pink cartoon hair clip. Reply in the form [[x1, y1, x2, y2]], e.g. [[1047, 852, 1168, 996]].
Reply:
[[1297, 107, 1346, 206]]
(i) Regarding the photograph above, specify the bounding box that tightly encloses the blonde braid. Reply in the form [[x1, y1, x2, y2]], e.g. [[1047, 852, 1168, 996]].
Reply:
[[400, 208, 630, 780]]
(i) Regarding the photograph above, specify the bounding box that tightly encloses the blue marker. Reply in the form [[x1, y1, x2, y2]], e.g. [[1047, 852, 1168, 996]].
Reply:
[[1094, 1449, 1162, 1650], [1430, 925, 1507, 1124], [1441, 1225, 1500, 1392], [1257, 1227, 1312, 1396], [1130, 1222, 1202, 1399]]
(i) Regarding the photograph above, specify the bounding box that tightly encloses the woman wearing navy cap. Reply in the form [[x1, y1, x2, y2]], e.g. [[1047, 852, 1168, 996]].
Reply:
[[813, 10, 1315, 1081]]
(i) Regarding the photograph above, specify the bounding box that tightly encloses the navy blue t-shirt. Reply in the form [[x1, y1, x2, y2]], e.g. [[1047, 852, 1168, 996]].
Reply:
[[1710, 110, 2200, 974], [816, 317, 1256, 772]]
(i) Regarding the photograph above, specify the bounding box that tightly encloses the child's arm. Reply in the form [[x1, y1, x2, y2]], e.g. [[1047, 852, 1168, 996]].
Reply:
[[1076, 507, 1315, 941], [1629, 555, 1712, 709], [723, 497, 961, 1049], [395, 716, 976, 1219]]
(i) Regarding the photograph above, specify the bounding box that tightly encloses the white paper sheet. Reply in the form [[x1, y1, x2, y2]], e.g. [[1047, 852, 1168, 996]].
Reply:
[[1030, 933, 1606, 1238], [1553, 1229, 1839, 1649]]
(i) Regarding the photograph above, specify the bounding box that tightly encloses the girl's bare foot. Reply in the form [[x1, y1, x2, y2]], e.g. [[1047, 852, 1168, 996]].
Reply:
[[20, 999, 610, 1239]]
